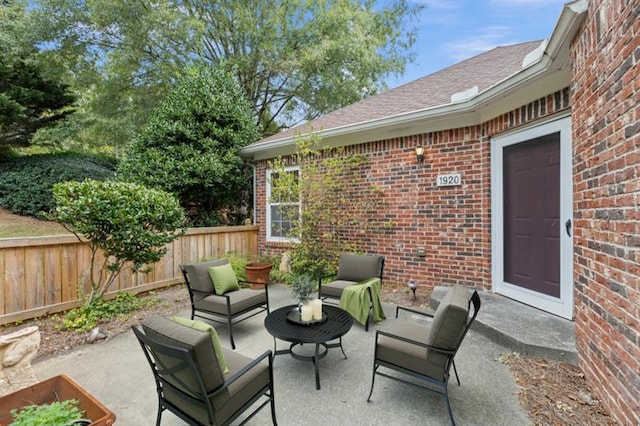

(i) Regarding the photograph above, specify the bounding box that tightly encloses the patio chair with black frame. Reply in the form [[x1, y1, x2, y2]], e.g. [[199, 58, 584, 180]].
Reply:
[[181, 258, 270, 350], [132, 315, 277, 426], [367, 285, 481, 425], [317, 253, 385, 331]]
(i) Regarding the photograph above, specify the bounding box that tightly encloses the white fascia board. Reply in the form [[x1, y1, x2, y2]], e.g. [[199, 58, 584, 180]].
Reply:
[[241, 0, 588, 160]]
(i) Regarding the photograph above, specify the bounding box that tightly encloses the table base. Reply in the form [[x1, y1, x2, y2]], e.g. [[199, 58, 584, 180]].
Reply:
[[272, 338, 348, 390]]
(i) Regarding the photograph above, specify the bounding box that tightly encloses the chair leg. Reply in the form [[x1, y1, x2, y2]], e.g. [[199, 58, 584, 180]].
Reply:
[[155, 401, 163, 426], [228, 317, 236, 350], [444, 385, 455, 426], [367, 364, 378, 402], [452, 360, 461, 386], [269, 384, 277, 425]]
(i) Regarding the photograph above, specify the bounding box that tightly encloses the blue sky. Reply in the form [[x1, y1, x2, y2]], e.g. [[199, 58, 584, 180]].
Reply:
[[388, 0, 567, 88]]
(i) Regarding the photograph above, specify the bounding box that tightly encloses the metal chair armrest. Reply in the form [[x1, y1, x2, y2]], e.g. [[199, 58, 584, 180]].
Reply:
[[209, 350, 273, 397], [375, 330, 455, 356], [395, 305, 435, 319]]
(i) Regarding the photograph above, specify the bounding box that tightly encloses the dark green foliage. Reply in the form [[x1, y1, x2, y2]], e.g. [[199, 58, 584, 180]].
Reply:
[[0, 49, 76, 148], [118, 66, 259, 226], [0, 152, 117, 216]]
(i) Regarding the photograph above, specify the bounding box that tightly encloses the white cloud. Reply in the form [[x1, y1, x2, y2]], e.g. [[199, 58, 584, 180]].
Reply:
[[443, 26, 518, 61]]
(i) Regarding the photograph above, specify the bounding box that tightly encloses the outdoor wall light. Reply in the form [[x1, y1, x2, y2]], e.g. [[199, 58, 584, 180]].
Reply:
[[415, 146, 425, 164]]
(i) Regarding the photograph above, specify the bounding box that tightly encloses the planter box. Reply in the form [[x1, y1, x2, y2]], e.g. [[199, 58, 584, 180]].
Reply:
[[0, 374, 116, 425]]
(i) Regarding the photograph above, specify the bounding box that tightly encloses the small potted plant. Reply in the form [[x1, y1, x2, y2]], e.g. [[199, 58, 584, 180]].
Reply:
[[291, 273, 317, 306]]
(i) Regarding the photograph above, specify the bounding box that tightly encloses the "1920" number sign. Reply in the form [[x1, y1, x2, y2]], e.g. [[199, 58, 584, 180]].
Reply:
[[436, 173, 462, 187]]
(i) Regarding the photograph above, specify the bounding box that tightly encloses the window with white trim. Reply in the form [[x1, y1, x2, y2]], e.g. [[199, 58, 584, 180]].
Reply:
[[266, 166, 300, 242]]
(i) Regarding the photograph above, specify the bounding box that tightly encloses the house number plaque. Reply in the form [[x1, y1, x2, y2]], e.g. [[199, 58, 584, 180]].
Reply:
[[436, 173, 462, 187]]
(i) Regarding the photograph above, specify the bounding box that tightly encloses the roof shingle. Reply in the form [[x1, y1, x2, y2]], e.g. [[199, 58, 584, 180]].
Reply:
[[253, 40, 542, 146]]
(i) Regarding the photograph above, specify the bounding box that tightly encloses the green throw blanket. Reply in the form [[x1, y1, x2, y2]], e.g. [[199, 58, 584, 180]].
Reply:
[[339, 278, 386, 326]]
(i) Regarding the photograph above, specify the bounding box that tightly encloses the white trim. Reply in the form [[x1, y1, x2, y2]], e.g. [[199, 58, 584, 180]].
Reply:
[[491, 116, 573, 319], [266, 165, 300, 243], [240, 1, 587, 159]]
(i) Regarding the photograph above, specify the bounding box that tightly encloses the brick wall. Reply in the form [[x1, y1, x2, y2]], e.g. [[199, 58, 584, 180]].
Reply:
[[571, 0, 640, 424], [255, 89, 570, 293]]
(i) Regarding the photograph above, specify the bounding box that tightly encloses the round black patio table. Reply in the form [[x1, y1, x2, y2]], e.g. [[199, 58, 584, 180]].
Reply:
[[264, 304, 353, 390]]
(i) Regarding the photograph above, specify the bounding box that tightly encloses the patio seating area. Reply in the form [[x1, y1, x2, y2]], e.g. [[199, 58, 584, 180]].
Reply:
[[31, 283, 536, 425]]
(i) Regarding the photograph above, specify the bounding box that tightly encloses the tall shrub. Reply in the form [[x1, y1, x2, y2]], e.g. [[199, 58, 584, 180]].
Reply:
[[50, 179, 186, 304], [118, 65, 260, 226]]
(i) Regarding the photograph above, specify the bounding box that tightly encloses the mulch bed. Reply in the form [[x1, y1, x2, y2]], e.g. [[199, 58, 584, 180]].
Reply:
[[500, 353, 615, 425]]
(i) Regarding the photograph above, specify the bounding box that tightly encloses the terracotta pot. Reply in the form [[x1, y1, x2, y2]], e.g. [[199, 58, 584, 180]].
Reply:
[[244, 262, 272, 288], [0, 374, 115, 426]]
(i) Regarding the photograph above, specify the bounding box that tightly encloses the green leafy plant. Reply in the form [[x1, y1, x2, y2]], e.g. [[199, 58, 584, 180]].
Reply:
[[270, 133, 392, 277], [49, 179, 186, 305], [60, 292, 150, 331], [10, 399, 84, 426], [290, 273, 317, 305], [224, 252, 250, 281]]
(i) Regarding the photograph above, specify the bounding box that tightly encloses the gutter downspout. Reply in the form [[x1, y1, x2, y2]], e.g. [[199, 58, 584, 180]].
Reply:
[[251, 163, 256, 225]]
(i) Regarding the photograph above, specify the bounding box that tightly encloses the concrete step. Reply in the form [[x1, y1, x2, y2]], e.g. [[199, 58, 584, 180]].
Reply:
[[431, 286, 578, 364]]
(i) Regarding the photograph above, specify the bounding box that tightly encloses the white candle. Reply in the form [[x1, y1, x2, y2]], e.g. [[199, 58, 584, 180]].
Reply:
[[301, 304, 313, 322], [311, 299, 323, 320]]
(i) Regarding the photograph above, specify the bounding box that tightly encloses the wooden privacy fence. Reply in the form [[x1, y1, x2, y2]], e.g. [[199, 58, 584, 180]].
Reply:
[[0, 225, 258, 325]]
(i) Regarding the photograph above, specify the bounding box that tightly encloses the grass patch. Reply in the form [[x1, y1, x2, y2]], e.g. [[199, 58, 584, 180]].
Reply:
[[0, 209, 69, 238]]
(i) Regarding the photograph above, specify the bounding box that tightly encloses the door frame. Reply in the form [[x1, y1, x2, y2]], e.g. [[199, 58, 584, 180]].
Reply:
[[491, 115, 573, 319]]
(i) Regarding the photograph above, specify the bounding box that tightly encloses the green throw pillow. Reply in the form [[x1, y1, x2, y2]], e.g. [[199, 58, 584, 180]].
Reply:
[[170, 316, 229, 374], [208, 263, 240, 295]]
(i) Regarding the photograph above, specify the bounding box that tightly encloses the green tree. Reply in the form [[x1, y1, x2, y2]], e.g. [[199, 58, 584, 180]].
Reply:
[[270, 133, 392, 278], [0, 1, 76, 150], [50, 179, 186, 305], [32, 0, 421, 146], [117, 66, 259, 226], [182, 0, 421, 135]]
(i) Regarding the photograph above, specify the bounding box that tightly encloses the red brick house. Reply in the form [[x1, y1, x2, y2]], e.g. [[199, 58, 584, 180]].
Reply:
[[240, 0, 639, 423]]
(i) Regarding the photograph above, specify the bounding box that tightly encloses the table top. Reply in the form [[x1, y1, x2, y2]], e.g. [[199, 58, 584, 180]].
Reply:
[[264, 304, 353, 344]]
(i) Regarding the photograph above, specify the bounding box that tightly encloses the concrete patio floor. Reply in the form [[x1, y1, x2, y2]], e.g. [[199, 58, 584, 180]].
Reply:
[[33, 284, 531, 425]]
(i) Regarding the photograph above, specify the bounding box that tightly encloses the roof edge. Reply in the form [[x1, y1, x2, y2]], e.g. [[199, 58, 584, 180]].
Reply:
[[241, 0, 588, 158]]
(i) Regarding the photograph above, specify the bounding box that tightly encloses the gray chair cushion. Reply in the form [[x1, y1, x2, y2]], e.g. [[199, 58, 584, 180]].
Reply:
[[211, 349, 270, 425], [335, 254, 383, 282], [163, 347, 270, 425], [377, 319, 436, 376], [141, 315, 225, 392], [183, 259, 229, 293], [194, 288, 267, 315], [321, 280, 356, 298], [428, 285, 469, 350], [376, 285, 470, 383]]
